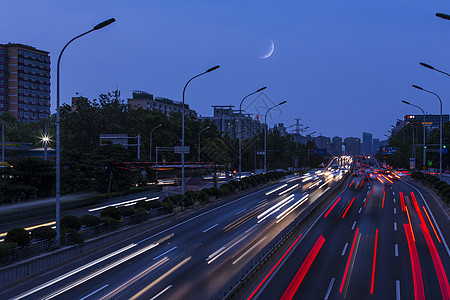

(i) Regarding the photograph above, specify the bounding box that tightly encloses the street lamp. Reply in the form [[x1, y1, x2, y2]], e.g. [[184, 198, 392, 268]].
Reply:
[[436, 13, 450, 21], [238, 86, 267, 179], [182, 65, 220, 194], [419, 62, 450, 77], [55, 18, 115, 242], [264, 101, 287, 173], [402, 100, 427, 172], [198, 126, 210, 162], [150, 124, 162, 162]]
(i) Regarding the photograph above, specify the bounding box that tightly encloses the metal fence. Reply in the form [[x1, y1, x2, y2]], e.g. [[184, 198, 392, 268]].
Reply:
[[0, 208, 165, 286], [212, 173, 350, 300]]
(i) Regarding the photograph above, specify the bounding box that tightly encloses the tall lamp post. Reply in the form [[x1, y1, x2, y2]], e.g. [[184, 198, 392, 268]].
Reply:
[[150, 123, 162, 162], [238, 87, 267, 179], [56, 18, 115, 242], [198, 126, 210, 162], [416, 73, 445, 180], [264, 101, 287, 173], [402, 100, 426, 172], [181, 65, 220, 194]]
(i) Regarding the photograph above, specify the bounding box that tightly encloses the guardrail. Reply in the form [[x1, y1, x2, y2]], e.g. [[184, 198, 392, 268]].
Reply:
[[212, 172, 351, 300]]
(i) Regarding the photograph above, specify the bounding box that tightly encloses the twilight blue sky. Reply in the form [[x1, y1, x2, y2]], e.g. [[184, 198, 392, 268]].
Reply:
[[3, 0, 450, 140]]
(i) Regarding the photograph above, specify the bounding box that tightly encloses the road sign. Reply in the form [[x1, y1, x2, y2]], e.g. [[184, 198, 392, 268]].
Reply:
[[437, 148, 448, 154], [428, 160, 433, 167], [174, 146, 190, 154], [314, 148, 326, 155], [409, 158, 415, 170], [382, 147, 397, 154], [256, 151, 265, 155]]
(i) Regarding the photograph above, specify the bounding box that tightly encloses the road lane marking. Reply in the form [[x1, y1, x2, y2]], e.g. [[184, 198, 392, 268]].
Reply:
[[394, 222, 397, 231], [401, 180, 450, 256], [393, 198, 396, 203], [245, 223, 258, 233], [324, 278, 335, 300], [79, 284, 109, 300], [235, 208, 247, 215], [395, 244, 398, 257], [149, 285, 173, 300], [358, 207, 362, 214], [137, 187, 274, 244], [341, 243, 349, 256], [153, 246, 177, 260], [396, 280, 401, 300], [351, 221, 356, 231], [394, 208, 396, 215], [393, 192, 395, 196], [202, 223, 218, 233]]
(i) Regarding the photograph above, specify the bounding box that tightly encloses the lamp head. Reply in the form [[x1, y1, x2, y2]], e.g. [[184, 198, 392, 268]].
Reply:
[[206, 65, 220, 73], [93, 18, 116, 30], [257, 86, 267, 92], [436, 13, 450, 20], [412, 84, 424, 90], [402, 100, 411, 105], [279, 100, 287, 105], [419, 62, 434, 70]]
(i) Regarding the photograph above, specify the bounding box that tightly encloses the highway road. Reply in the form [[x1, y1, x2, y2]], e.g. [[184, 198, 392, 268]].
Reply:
[[1, 159, 351, 300], [249, 159, 450, 300]]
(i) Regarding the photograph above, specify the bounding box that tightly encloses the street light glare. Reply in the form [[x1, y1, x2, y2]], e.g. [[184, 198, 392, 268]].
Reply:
[[436, 12, 450, 20], [419, 62, 434, 70], [412, 84, 424, 90], [206, 65, 220, 73], [93, 18, 116, 30]]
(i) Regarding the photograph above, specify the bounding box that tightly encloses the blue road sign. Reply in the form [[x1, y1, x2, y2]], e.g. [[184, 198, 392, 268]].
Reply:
[[383, 147, 397, 154]]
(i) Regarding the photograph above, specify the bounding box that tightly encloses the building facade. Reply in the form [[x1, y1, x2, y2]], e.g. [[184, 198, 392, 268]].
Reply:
[[313, 135, 332, 154], [344, 137, 361, 155], [128, 91, 196, 115], [332, 136, 343, 156], [362, 132, 373, 156], [201, 105, 263, 138], [0, 43, 51, 121]]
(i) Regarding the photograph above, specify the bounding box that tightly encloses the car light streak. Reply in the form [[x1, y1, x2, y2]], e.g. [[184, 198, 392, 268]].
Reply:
[[280, 235, 326, 300], [11, 243, 138, 300], [381, 174, 393, 184], [404, 224, 425, 300], [224, 202, 267, 232], [382, 191, 385, 208], [149, 285, 173, 300], [98, 257, 169, 300], [39, 243, 164, 300], [89, 196, 159, 212], [349, 180, 354, 187], [324, 197, 341, 218], [79, 284, 109, 300], [265, 184, 287, 195], [340, 228, 359, 293], [341, 197, 355, 219], [286, 177, 301, 183], [276, 195, 309, 223], [232, 237, 267, 265], [400, 192, 405, 211], [206, 234, 249, 264], [318, 178, 333, 189], [153, 246, 177, 260], [0, 221, 56, 239], [405, 205, 415, 243], [257, 195, 294, 223], [247, 234, 303, 300], [360, 179, 364, 187], [370, 229, 378, 294], [279, 184, 299, 195], [423, 206, 441, 243], [130, 256, 191, 300], [377, 177, 384, 184], [420, 223, 450, 299]]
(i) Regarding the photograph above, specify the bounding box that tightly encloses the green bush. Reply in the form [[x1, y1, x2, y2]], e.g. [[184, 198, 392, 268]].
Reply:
[[134, 207, 146, 214], [440, 186, 450, 197], [31, 226, 56, 241], [118, 206, 135, 218], [0, 242, 18, 256], [61, 228, 83, 245], [5, 228, 30, 247], [147, 200, 162, 209], [100, 216, 118, 226], [134, 200, 150, 211], [100, 207, 121, 220], [433, 181, 448, 191], [61, 215, 82, 231], [161, 199, 173, 213], [80, 215, 101, 227]]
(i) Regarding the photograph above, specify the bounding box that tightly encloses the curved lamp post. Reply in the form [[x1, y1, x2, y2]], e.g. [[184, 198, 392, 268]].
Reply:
[[198, 126, 210, 162], [150, 123, 162, 161], [182, 65, 220, 194], [238, 86, 267, 179], [264, 100, 287, 173], [402, 100, 426, 172], [56, 18, 115, 241]]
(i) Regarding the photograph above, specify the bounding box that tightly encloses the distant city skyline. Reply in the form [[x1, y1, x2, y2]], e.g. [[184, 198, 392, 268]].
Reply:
[[2, 1, 450, 138]]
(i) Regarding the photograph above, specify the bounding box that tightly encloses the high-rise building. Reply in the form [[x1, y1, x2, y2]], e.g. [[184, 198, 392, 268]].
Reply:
[[332, 136, 343, 156], [201, 105, 263, 138], [344, 137, 361, 155], [313, 135, 332, 154], [362, 132, 373, 156], [0, 43, 51, 121]]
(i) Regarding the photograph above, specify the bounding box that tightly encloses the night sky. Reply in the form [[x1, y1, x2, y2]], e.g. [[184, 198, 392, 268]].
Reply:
[[3, 0, 450, 140]]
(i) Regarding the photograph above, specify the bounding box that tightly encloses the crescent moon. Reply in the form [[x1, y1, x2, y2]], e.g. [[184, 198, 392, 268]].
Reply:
[[260, 40, 274, 59]]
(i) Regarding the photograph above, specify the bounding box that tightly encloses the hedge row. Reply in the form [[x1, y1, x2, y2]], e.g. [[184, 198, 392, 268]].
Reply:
[[411, 171, 450, 203], [160, 171, 287, 212]]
